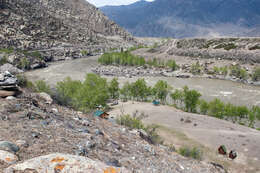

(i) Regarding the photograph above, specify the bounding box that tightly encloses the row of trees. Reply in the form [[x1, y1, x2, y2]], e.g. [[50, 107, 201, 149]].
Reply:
[[170, 86, 260, 127], [55, 74, 173, 112], [54, 73, 260, 128], [98, 51, 178, 71]]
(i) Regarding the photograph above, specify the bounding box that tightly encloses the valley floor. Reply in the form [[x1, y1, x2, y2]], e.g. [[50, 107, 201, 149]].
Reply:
[[109, 101, 260, 173]]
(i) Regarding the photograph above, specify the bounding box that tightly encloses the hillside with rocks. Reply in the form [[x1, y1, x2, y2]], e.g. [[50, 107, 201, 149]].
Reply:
[[0, 0, 135, 71], [0, 73, 226, 173]]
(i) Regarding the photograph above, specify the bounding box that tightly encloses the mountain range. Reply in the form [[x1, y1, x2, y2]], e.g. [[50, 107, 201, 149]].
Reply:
[[101, 0, 260, 38]]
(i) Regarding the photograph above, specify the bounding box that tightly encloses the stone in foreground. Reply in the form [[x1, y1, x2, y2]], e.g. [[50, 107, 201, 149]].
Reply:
[[0, 150, 18, 165], [4, 153, 130, 173]]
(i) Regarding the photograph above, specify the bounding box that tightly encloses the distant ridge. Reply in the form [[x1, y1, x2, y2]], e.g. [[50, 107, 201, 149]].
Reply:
[[101, 0, 260, 38]]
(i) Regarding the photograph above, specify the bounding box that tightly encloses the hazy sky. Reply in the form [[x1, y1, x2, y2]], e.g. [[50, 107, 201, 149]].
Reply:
[[87, 0, 153, 7]]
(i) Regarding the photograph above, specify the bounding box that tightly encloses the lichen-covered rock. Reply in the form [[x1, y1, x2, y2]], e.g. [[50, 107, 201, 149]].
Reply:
[[0, 150, 18, 165], [4, 153, 130, 173]]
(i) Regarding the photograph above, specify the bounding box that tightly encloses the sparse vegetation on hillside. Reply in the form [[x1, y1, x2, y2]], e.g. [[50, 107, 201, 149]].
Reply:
[[230, 65, 248, 80], [213, 66, 228, 76], [190, 62, 203, 75], [214, 43, 237, 51], [252, 67, 260, 81], [16, 74, 35, 90], [35, 80, 52, 94], [178, 146, 203, 160], [0, 55, 8, 65], [249, 45, 260, 50], [0, 47, 14, 54], [116, 113, 163, 145]]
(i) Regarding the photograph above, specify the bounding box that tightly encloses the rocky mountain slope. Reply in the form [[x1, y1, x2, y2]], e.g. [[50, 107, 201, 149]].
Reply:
[[0, 74, 226, 173], [0, 0, 135, 70], [101, 0, 260, 38]]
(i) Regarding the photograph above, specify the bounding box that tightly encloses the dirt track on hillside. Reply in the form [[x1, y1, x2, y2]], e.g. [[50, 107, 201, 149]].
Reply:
[[109, 101, 260, 173]]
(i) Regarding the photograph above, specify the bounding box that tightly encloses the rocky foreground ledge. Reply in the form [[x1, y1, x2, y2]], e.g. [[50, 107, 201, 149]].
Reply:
[[0, 75, 226, 173]]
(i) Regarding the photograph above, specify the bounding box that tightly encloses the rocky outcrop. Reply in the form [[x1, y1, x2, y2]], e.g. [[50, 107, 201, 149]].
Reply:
[[4, 153, 130, 173], [0, 71, 20, 98], [0, 64, 23, 74], [165, 38, 260, 63]]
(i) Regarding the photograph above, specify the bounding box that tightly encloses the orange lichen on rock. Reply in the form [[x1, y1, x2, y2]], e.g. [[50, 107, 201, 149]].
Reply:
[[5, 157, 13, 162], [51, 157, 65, 163], [54, 164, 65, 171], [103, 167, 120, 173]]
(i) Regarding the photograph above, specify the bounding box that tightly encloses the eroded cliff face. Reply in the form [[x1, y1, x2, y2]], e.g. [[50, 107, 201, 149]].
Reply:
[[0, 0, 132, 50]]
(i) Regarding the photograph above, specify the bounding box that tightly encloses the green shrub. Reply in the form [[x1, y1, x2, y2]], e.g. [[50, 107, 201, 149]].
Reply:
[[170, 89, 184, 106], [208, 99, 225, 119], [80, 50, 88, 56], [230, 65, 248, 80], [249, 45, 260, 50], [116, 114, 145, 130], [98, 51, 145, 66], [190, 62, 202, 75], [199, 99, 209, 115], [166, 60, 178, 71], [56, 74, 109, 112], [16, 74, 36, 90], [130, 78, 151, 101], [178, 146, 203, 160], [0, 47, 14, 54], [108, 78, 119, 99], [252, 67, 260, 81], [56, 77, 82, 106], [152, 80, 172, 103], [214, 43, 237, 51], [35, 80, 51, 94], [183, 86, 201, 113], [116, 114, 163, 144], [145, 124, 164, 145], [19, 58, 30, 70], [120, 82, 132, 101], [0, 55, 8, 65], [21, 51, 43, 60], [213, 66, 228, 76]]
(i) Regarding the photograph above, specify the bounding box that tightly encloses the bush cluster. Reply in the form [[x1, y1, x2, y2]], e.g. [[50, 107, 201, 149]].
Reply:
[[230, 65, 248, 80], [252, 67, 260, 81], [198, 98, 260, 127], [98, 51, 178, 71], [178, 146, 203, 160], [116, 113, 163, 145]]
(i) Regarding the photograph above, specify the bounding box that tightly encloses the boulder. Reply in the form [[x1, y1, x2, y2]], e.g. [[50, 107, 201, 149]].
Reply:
[[0, 141, 20, 153], [0, 71, 18, 87], [0, 150, 18, 165], [4, 153, 130, 173], [35, 92, 53, 104], [0, 90, 16, 97], [0, 63, 23, 74]]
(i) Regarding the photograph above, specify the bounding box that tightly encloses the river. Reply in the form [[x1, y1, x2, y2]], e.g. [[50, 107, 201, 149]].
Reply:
[[25, 56, 260, 107]]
